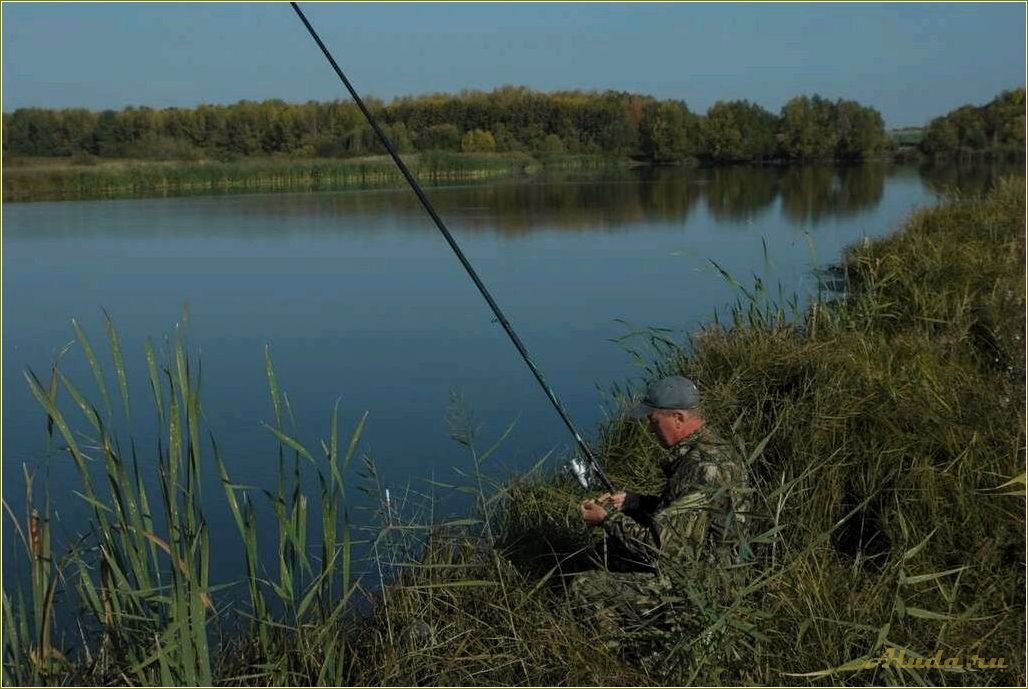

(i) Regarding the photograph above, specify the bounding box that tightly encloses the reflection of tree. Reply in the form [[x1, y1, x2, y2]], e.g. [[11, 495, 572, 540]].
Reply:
[[780, 164, 885, 224], [704, 166, 779, 221], [918, 162, 1018, 197], [244, 171, 701, 238], [225, 163, 1020, 236], [835, 165, 886, 214], [23, 163, 945, 241], [635, 167, 704, 225], [345, 167, 707, 235], [449, 179, 652, 233]]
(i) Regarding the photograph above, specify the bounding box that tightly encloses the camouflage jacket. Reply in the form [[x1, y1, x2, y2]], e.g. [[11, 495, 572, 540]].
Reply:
[[601, 426, 751, 573]]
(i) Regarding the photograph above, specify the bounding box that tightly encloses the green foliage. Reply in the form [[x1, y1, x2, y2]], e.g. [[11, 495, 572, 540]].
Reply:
[[0, 85, 914, 166], [539, 133, 566, 155], [417, 122, 461, 151], [778, 95, 836, 159], [385, 121, 413, 154], [640, 101, 703, 163], [6, 87, 1021, 165], [704, 100, 778, 162], [835, 99, 887, 159], [460, 128, 497, 153], [777, 95, 888, 160], [921, 88, 1026, 160]]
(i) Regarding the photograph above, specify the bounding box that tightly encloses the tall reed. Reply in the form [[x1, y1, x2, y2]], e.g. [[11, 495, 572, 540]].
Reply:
[[2, 152, 621, 202]]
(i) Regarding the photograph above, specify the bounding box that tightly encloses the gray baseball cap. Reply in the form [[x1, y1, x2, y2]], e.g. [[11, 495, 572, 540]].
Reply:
[[625, 376, 700, 417]]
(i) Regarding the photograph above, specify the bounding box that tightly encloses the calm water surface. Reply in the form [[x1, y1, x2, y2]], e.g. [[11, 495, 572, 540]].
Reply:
[[1, 163, 1013, 580]]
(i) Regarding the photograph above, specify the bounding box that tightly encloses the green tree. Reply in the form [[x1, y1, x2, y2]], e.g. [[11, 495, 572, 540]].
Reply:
[[641, 101, 701, 162], [490, 123, 521, 152], [918, 89, 1024, 159], [985, 88, 1025, 153], [834, 100, 886, 159], [387, 121, 414, 153], [461, 129, 497, 153], [703, 100, 778, 162], [778, 95, 838, 160], [419, 123, 461, 151], [538, 133, 565, 155], [224, 101, 262, 155], [56, 108, 99, 154], [949, 106, 988, 149], [922, 118, 959, 155], [703, 102, 745, 161]]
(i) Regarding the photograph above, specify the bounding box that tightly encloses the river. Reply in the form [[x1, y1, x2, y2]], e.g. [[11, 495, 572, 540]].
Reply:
[[1, 161, 1017, 583]]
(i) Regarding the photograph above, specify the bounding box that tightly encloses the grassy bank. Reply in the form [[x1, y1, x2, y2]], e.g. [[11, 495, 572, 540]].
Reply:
[[1, 152, 623, 202], [2, 179, 1024, 685]]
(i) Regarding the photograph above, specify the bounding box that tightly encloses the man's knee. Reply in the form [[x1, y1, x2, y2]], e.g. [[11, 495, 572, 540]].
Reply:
[[570, 571, 664, 613], [569, 570, 612, 608]]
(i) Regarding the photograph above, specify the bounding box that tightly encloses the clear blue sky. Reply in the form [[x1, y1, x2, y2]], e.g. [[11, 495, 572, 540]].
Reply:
[[2, 2, 1024, 127]]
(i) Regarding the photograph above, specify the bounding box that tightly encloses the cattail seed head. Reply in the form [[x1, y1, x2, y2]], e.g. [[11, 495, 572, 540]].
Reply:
[[28, 509, 42, 560]]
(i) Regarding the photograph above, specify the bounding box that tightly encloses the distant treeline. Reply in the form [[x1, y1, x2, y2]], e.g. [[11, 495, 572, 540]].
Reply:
[[2, 87, 893, 164], [920, 88, 1025, 160]]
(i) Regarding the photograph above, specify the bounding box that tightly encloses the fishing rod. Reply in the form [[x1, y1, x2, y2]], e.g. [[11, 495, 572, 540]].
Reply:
[[289, 1, 614, 494]]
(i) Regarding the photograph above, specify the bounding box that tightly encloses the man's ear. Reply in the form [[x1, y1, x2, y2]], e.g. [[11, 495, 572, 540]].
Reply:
[[672, 410, 687, 424]]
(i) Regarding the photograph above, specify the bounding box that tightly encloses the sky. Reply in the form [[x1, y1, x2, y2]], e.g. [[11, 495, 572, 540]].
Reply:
[[1, 2, 1025, 128]]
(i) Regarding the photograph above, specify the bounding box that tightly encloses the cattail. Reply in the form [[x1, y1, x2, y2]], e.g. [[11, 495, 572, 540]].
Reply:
[[28, 509, 42, 560]]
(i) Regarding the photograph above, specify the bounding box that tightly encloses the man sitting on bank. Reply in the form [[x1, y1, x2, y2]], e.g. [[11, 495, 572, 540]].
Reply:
[[572, 375, 752, 639]]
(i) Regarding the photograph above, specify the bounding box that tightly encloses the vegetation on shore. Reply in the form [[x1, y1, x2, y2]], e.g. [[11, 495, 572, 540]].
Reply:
[[920, 88, 1025, 161], [4, 86, 1022, 204], [3, 178, 1024, 685], [890, 89, 1027, 163], [3, 86, 896, 168], [1, 151, 618, 202]]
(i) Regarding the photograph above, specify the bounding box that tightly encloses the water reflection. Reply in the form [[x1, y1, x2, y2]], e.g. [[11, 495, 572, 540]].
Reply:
[[778, 164, 886, 224], [6, 163, 1020, 240], [305, 164, 888, 233], [704, 166, 780, 222], [918, 163, 1020, 196]]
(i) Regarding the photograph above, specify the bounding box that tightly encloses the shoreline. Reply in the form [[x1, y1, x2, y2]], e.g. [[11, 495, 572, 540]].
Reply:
[[1, 152, 624, 203], [0, 151, 957, 204]]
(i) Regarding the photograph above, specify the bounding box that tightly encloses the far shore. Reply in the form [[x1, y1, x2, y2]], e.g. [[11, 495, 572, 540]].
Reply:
[[1, 152, 623, 203], [1, 150, 926, 204]]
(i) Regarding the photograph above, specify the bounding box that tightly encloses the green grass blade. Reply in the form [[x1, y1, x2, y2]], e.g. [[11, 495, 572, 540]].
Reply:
[[342, 411, 368, 473], [144, 338, 165, 424], [264, 345, 282, 428], [261, 423, 316, 464], [102, 308, 132, 421], [71, 318, 113, 420]]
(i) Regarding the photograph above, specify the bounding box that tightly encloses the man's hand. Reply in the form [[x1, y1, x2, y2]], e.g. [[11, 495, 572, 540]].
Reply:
[[578, 499, 608, 527], [597, 492, 628, 511]]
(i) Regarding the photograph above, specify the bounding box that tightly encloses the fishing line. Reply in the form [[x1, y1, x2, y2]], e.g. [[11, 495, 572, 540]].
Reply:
[[289, 2, 614, 492]]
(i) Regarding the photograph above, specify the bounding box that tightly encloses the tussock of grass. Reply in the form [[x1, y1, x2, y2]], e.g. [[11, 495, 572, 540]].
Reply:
[[2, 179, 1024, 686]]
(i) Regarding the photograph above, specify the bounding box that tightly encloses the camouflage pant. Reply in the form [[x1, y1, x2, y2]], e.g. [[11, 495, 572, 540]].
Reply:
[[569, 570, 673, 635], [570, 568, 718, 661]]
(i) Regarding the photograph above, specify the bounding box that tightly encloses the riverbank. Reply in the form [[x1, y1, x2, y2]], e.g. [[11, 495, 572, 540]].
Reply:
[[3, 179, 1024, 685], [1, 152, 627, 202], [0, 151, 959, 204]]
